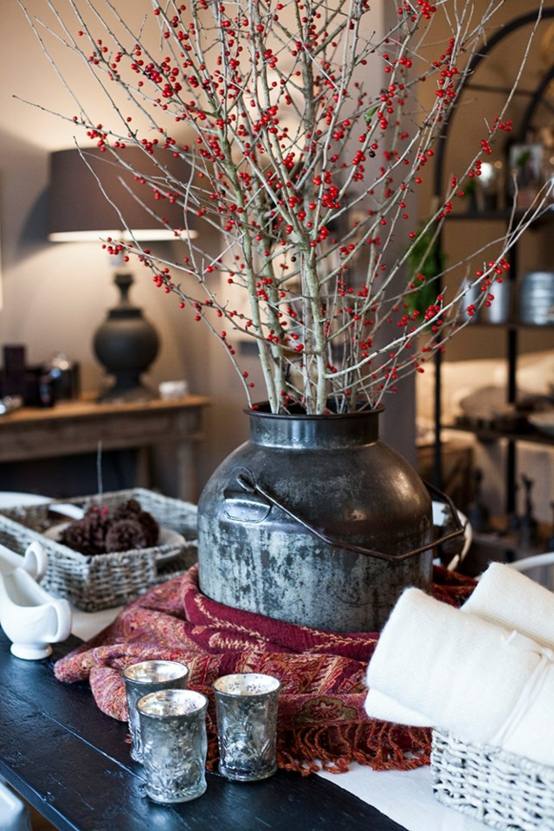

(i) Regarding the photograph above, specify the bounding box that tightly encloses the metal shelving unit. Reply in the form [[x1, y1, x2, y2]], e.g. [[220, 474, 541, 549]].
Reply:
[[431, 8, 554, 520], [446, 423, 554, 449]]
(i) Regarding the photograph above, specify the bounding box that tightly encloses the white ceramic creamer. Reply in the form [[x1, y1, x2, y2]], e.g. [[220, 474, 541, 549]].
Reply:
[[0, 541, 48, 581], [0, 568, 71, 660]]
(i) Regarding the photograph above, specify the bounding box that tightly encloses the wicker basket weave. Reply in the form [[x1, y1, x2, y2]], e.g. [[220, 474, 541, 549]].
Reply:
[[0, 489, 198, 612], [431, 730, 554, 830]]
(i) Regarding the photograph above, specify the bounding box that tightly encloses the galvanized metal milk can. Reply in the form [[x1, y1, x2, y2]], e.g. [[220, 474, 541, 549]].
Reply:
[[198, 406, 461, 632]]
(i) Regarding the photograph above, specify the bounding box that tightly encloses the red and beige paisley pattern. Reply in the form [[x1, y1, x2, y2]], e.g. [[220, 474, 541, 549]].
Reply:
[[55, 565, 474, 774]]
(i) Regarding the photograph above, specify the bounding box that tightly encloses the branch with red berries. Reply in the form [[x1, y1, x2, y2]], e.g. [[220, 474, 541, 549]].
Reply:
[[17, 0, 550, 412]]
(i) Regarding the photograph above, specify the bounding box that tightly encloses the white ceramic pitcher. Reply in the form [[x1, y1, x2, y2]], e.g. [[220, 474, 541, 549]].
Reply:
[[0, 568, 71, 660], [0, 541, 48, 581]]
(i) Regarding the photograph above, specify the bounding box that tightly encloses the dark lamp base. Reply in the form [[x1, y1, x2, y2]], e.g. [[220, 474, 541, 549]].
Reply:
[[93, 272, 160, 405]]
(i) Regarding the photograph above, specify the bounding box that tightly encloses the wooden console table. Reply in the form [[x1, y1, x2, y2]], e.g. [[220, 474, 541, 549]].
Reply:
[[0, 395, 210, 501]]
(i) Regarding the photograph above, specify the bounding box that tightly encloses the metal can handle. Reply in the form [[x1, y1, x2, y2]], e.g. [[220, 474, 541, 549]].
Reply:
[[231, 467, 464, 563]]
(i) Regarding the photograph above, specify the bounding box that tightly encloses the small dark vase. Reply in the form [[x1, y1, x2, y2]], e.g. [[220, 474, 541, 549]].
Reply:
[[94, 272, 159, 402], [198, 406, 434, 632]]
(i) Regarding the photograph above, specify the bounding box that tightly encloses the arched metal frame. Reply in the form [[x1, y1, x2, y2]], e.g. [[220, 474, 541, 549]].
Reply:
[[433, 8, 554, 195], [431, 8, 554, 503], [517, 64, 554, 140]]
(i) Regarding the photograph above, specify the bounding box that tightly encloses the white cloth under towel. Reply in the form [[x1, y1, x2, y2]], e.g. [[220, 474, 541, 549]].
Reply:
[[365, 587, 554, 766], [365, 563, 554, 730]]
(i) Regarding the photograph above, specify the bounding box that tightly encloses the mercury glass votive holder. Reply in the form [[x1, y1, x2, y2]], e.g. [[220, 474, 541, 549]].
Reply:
[[137, 689, 208, 804], [123, 660, 189, 763], [214, 673, 281, 782]]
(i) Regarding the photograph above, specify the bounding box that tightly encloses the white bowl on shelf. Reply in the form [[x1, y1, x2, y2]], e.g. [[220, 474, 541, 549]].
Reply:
[[528, 411, 554, 437]]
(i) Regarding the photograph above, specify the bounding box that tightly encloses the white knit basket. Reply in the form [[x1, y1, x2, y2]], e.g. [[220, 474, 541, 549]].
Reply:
[[431, 730, 554, 830], [0, 489, 198, 612]]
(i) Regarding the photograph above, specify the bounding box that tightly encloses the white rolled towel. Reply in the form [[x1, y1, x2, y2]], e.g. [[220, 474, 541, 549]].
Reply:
[[366, 563, 554, 727], [463, 562, 554, 647], [366, 588, 545, 747], [364, 688, 429, 727], [501, 653, 554, 766]]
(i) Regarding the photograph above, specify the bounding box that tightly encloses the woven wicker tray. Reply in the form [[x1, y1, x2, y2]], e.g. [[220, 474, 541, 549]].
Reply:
[[431, 730, 554, 830], [0, 488, 198, 612]]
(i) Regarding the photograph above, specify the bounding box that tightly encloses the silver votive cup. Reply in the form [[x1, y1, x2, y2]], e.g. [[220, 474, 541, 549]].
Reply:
[[214, 673, 281, 782], [123, 660, 189, 763], [137, 689, 208, 804]]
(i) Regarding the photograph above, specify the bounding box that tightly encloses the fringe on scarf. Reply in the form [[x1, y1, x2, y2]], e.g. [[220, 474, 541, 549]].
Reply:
[[203, 721, 431, 776]]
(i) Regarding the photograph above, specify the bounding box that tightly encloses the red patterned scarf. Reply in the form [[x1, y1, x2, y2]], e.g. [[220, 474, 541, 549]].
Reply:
[[55, 565, 474, 774]]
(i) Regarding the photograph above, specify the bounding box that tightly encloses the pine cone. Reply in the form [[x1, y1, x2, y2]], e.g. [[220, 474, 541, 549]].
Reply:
[[60, 521, 94, 555], [113, 499, 142, 521], [60, 505, 110, 555], [113, 499, 159, 546], [105, 518, 148, 553], [136, 511, 159, 547], [61, 499, 159, 555]]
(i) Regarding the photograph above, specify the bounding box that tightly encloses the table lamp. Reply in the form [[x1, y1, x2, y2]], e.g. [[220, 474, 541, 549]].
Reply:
[[48, 147, 197, 401]]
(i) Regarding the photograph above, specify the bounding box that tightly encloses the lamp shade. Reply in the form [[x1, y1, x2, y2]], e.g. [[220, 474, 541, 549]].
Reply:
[[48, 147, 197, 242]]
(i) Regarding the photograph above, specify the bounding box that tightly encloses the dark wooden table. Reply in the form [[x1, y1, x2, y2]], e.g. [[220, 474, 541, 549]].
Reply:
[[0, 633, 406, 831]]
